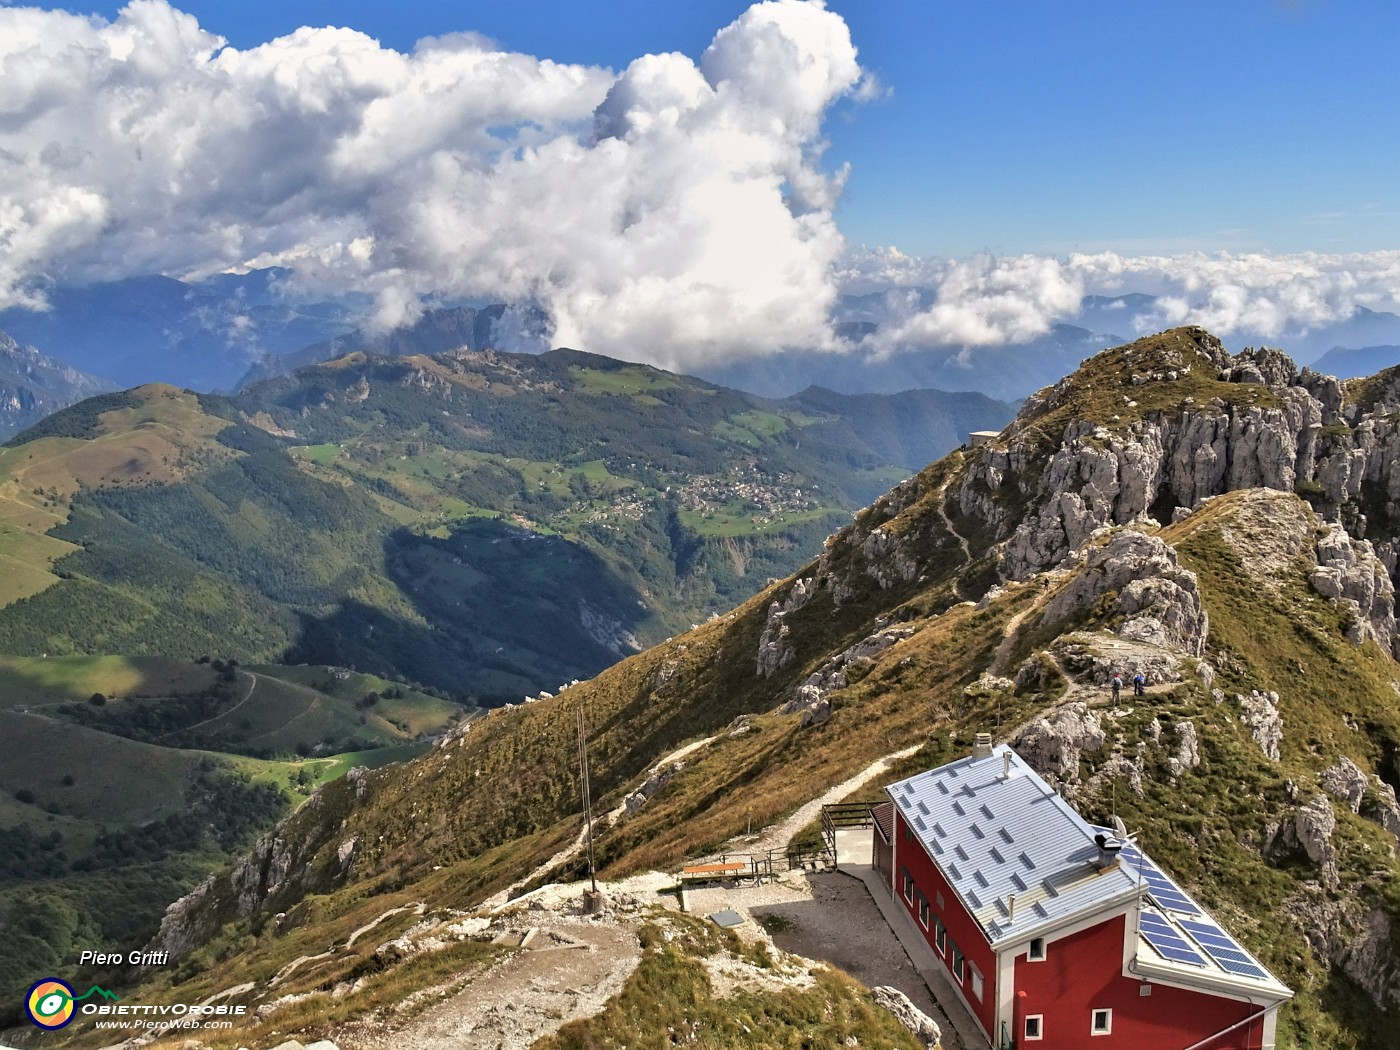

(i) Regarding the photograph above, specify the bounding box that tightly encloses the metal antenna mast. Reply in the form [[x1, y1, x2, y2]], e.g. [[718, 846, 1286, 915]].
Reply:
[[576, 701, 598, 895]]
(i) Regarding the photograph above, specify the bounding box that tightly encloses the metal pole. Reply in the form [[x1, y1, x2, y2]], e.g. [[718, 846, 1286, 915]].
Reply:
[[577, 702, 598, 894]]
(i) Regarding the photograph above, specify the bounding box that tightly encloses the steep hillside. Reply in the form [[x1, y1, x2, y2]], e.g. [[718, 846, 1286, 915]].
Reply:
[[33, 328, 1400, 1050], [0, 351, 1012, 698], [0, 330, 114, 439]]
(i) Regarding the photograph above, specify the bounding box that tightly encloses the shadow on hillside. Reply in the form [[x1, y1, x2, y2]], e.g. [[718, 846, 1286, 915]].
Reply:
[[286, 518, 654, 701]]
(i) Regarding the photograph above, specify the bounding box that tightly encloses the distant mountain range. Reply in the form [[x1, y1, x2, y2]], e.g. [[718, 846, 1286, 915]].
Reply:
[[8, 272, 1400, 408], [1309, 344, 1400, 379], [698, 322, 1115, 400], [236, 303, 548, 387], [0, 329, 114, 439], [0, 347, 1014, 701]]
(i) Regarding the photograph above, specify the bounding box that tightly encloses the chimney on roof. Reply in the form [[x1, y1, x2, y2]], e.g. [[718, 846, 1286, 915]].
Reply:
[[1093, 832, 1124, 873], [972, 733, 994, 760], [1003, 751, 1013, 779]]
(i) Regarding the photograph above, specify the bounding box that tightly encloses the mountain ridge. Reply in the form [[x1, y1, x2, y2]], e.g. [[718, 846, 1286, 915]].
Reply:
[[0, 330, 114, 440]]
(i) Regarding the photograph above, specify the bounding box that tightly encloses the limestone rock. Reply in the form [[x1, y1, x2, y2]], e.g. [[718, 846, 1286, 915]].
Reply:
[[1311, 524, 1397, 656], [778, 623, 915, 724], [1042, 531, 1207, 656], [756, 577, 815, 677], [1268, 795, 1339, 889], [1054, 635, 1183, 689], [345, 766, 371, 799], [1285, 895, 1399, 1009], [872, 986, 942, 1048], [1239, 691, 1283, 761], [1320, 756, 1368, 814], [1011, 703, 1105, 793], [1166, 721, 1200, 782], [1214, 489, 1314, 584], [1369, 780, 1400, 842], [964, 672, 1016, 699], [623, 762, 684, 816]]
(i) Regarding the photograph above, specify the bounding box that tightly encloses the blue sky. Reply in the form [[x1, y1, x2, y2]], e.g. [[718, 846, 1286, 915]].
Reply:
[[4, 0, 1399, 365], [49, 0, 1400, 258]]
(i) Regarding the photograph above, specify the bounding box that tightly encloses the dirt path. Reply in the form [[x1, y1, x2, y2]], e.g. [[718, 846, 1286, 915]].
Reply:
[[999, 644, 1178, 744], [932, 479, 973, 600], [268, 903, 427, 988], [339, 919, 642, 1050], [754, 874, 946, 1038], [738, 743, 923, 857], [161, 670, 259, 739], [988, 577, 1063, 675]]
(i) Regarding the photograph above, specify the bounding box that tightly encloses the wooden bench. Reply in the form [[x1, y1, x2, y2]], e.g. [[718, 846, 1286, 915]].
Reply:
[[679, 861, 749, 885]]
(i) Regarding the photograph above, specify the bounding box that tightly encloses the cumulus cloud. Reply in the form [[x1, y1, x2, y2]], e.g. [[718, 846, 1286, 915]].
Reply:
[[839, 246, 1400, 353], [1068, 250, 1400, 339], [0, 0, 872, 368]]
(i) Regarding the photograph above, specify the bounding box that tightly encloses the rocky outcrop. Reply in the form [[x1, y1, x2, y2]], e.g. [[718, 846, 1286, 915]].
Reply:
[[872, 986, 942, 1048], [777, 621, 916, 724], [1267, 795, 1339, 889], [1320, 756, 1368, 813], [1010, 703, 1105, 794], [1051, 634, 1184, 689], [1285, 896, 1399, 1009], [623, 762, 684, 816], [756, 577, 816, 677], [1214, 489, 1314, 584], [1371, 781, 1400, 842], [577, 600, 642, 658], [1239, 691, 1284, 761], [942, 331, 1400, 637], [1310, 524, 1397, 655], [1041, 531, 1207, 656], [1166, 721, 1200, 782]]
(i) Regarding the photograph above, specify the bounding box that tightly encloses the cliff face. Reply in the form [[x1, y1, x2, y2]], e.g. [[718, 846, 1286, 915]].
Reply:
[[0, 329, 114, 438], [923, 329, 1400, 651]]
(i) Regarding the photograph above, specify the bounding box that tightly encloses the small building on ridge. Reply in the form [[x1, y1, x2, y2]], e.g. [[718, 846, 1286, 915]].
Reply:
[[876, 739, 1291, 1049]]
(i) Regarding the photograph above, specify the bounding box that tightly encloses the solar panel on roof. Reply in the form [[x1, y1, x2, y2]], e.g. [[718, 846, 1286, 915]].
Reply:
[[1179, 920, 1271, 980], [1117, 843, 1202, 915], [1139, 912, 1207, 967]]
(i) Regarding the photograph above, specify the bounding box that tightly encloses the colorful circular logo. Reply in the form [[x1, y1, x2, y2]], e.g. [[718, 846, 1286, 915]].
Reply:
[[26, 978, 76, 1030]]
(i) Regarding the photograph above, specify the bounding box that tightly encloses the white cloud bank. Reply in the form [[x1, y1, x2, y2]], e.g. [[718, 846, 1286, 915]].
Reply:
[[2, 0, 1399, 371], [841, 247, 1400, 352]]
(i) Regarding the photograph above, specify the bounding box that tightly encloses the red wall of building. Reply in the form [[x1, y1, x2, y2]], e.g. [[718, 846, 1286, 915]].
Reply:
[[1012, 913, 1266, 1049], [894, 808, 999, 1039]]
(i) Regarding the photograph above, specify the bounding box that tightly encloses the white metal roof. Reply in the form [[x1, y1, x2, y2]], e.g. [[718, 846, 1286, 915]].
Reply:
[[888, 744, 1290, 1000], [888, 744, 1142, 946]]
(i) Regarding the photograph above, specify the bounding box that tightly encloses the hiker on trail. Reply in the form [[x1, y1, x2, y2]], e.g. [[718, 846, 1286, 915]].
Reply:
[[1133, 672, 1146, 697], [1111, 673, 1123, 705]]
